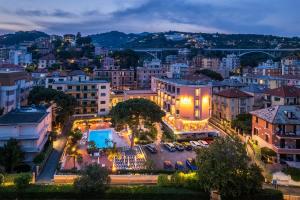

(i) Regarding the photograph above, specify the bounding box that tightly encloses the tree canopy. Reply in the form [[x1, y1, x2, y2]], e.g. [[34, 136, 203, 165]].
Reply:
[[110, 98, 165, 147], [28, 86, 76, 125], [0, 139, 24, 173], [112, 49, 140, 69], [196, 136, 264, 199], [231, 113, 252, 134], [196, 69, 224, 81]]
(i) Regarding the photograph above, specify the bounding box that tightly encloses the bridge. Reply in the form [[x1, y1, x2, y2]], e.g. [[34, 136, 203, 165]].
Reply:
[[203, 48, 300, 57]]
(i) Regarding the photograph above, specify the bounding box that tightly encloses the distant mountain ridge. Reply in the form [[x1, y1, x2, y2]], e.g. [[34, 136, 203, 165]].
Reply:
[[0, 31, 48, 46], [1, 30, 300, 49]]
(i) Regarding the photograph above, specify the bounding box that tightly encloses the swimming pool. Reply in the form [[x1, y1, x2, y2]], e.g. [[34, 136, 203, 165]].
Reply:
[[88, 129, 113, 148]]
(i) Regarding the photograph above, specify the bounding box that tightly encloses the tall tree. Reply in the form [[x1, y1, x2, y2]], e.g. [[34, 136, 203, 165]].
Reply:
[[110, 98, 165, 148], [196, 136, 264, 199], [0, 139, 24, 172]]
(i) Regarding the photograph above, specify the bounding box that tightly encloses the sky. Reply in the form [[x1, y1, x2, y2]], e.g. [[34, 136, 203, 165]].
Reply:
[[0, 0, 299, 36]]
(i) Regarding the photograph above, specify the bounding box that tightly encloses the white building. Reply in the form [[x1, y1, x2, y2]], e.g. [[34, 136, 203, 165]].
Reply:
[[46, 70, 110, 116], [0, 70, 33, 114], [0, 106, 52, 162], [167, 63, 189, 78], [9, 50, 32, 67], [38, 54, 56, 69], [220, 54, 240, 77]]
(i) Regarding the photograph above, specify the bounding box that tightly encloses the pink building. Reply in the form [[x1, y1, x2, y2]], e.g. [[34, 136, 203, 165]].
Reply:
[[151, 77, 212, 133]]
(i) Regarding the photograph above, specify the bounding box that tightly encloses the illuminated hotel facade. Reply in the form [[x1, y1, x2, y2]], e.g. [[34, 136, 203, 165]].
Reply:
[[151, 77, 211, 133]]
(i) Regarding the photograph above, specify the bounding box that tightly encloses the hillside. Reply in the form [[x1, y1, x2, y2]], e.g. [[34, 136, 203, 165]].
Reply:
[[0, 31, 49, 46]]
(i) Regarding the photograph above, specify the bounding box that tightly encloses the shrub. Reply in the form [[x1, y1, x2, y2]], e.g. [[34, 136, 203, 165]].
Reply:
[[73, 164, 110, 193], [0, 174, 4, 185], [14, 173, 31, 190], [33, 153, 45, 165], [283, 167, 300, 181], [157, 174, 171, 187]]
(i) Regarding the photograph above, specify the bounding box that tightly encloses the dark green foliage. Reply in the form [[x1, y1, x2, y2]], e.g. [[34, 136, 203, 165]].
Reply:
[[261, 147, 277, 157], [112, 49, 139, 68], [14, 173, 31, 190], [0, 174, 4, 185], [196, 69, 224, 81], [73, 164, 110, 193], [28, 86, 76, 125], [0, 31, 48, 46], [196, 136, 264, 199], [0, 139, 24, 173], [110, 98, 165, 147], [231, 113, 252, 134], [283, 167, 300, 181], [33, 153, 45, 165]]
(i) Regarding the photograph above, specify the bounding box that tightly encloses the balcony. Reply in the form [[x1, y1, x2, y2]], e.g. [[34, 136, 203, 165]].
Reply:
[[273, 145, 300, 154], [276, 131, 300, 138]]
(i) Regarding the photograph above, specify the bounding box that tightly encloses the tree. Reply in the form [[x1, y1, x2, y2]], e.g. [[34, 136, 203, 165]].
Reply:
[[195, 69, 224, 81], [196, 136, 264, 199], [73, 164, 110, 193], [14, 173, 31, 190], [28, 87, 76, 125], [231, 113, 252, 134], [112, 49, 139, 69], [110, 99, 165, 148], [33, 152, 45, 165], [0, 139, 24, 173]]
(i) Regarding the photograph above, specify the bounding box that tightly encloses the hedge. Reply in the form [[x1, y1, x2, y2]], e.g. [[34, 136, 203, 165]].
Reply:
[[0, 185, 209, 200], [283, 167, 300, 181]]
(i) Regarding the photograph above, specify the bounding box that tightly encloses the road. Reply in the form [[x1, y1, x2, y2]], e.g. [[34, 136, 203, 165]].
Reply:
[[37, 119, 72, 183]]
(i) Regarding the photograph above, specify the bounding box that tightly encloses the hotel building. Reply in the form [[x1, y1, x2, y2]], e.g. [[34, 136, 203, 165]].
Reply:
[[151, 77, 211, 133]]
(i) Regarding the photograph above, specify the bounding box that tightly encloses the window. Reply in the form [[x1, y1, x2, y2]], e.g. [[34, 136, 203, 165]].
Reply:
[[274, 97, 280, 101], [195, 89, 200, 97], [266, 122, 269, 128], [101, 85, 106, 89], [91, 101, 96, 105], [100, 108, 106, 112], [68, 86, 72, 90], [100, 101, 106, 104], [57, 87, 62, 90], [91, 93, 95, 97], [176, 110, 180, 115], [83, 85, 88, 91], [265, 134, 269, 143], [91, 108, 95, 113], [76, 94, 80, 99], [254, 128, 259, 135], [255, 117, 258, 123], [176, 88, 180, 95], [76, 86, 80, 91], [84, 93, 87, 98], [101, 93, 106, 96], [91, 85, 96, 89]]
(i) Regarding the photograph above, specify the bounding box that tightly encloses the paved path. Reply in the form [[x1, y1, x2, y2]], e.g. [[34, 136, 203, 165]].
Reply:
[[37, 120, 72, 183]]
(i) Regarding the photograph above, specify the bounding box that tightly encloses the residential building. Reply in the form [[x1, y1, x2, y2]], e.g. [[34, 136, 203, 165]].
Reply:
[[237, 74, 300, 89], [212, 89, 254, 123], [165, 55, 178, 64], [95, 47, 109, 57], [192, 55, 204, 68], [166, 63, 189, 79], [264, 86, 300, 107], [137, 59, 166, 89], [94, 66, 136, 90], [0, 105, 52, 162], [46, 70, 110, 116], [151, 77, 211, 133], [9, 50, 32, 67], [102, 57, 115, 67], [38, 54, 56, 69], [241, 84, 267, 110], [220, 54, 240, 77], [253, 65, 282, 76], [201, 57, 220, 71], [63, 34, 76, 43], [0, 48, 10, 62], [0, 70, 33, 114], [211, 79, 246, 94], [251, 105, 300, 164]]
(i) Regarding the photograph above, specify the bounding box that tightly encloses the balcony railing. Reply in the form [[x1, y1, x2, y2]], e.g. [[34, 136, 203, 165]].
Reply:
[[273, 145, 300, 154], [276, 131, 300, 138]]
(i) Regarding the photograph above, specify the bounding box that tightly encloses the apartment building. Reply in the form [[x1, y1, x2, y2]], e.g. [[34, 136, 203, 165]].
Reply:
[[0, 70, 33, 114], [46, 70, 110, 116], [9, 50, 32, 67], [201, 57, 221, 71], [264, 85, 300, 107], [137, 59, 167, 89], [151, 77, 211, 133], [212, 89, 254, 123], [0, 105, 52, 162], [38, 54, 56, 69], [93, 65, 136, 90], [251, 105, 300, 164]]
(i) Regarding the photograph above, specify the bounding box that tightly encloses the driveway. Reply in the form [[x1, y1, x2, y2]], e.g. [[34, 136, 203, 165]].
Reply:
[[143, 144, 196, 170]]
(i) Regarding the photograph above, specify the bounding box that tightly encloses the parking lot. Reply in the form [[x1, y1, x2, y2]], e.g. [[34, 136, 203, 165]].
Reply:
[[143, 143, 197, 170]]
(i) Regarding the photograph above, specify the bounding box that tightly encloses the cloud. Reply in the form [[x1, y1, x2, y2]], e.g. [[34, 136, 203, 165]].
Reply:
[[0, 0, 299, 36]]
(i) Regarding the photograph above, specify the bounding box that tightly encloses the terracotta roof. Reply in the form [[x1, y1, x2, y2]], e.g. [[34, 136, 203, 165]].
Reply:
[[265, 85, 300, 97], [215, 88, 253, 98]]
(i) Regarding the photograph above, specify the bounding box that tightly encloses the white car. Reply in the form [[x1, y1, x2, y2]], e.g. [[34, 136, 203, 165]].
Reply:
[[198, 140, 209, 148], [190, 141, 201, 148]]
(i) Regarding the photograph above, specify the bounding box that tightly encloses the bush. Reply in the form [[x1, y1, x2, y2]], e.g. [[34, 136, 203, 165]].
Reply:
[[73, 164, 110, 193], [33, 152, 45, 165], [14, 173, 31, 190], [283, 167, 300, 181], [13, 164, 31, 173], [0, 174, 4, 185], [261, 147, 276, 157], [157, 174, 171, 187]]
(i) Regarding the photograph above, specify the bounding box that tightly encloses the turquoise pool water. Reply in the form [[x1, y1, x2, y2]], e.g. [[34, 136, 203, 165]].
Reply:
[[88, 129, 113, 148]]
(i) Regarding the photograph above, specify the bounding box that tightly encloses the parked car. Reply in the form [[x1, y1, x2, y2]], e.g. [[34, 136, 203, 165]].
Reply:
[[145, 144, 157, 154], [186, 158, 197, 170], [164, 143, 176, 152], [182, 142, 193, 151], [163, 160, 173, 170], [190, 141, 201, 148], [175, 161, 185, 171], [173, 142, 185, 151], [198, 140, 209, 148]]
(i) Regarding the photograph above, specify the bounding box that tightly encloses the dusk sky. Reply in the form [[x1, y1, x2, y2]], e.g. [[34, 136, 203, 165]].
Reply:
[[0, 0, 299, 36]]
